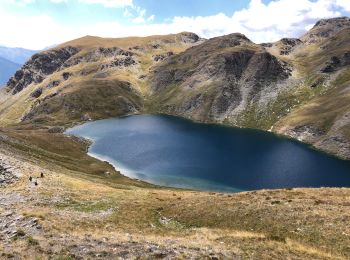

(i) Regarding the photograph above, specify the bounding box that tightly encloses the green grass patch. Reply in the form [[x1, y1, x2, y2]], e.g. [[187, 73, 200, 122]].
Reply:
[[234, 78, 331, 130], [333, 68, 350, 87], [55, 198, 115, 213], [27, 236, 39, 246]]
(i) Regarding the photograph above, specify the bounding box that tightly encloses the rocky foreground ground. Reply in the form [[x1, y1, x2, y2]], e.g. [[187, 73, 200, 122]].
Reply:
[[0, 146, 349, 259], [0, 152, 241, 259]]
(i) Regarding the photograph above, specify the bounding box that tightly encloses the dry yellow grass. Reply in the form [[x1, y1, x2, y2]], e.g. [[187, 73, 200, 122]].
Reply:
[[0, 128, 349, 259], [57, 33, 195, 49], [0, 32, 197, 128], [0, 28, 350, 259]]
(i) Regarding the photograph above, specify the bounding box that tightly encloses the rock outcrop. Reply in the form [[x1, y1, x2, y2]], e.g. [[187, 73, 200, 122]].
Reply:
[[100, 56, 137, 70], [6, 46, 79, 94], [30, 88, 43, 98], [6, 45, 139, 96], [150, 33, 292, 122], [178, 32, 201, 43], [0, 165, 18, 187], [153, 52, 174, 62], [0, 156, 21, 187], [301, 17, 350, 44], [321, 52, 350, 73], [277, 38, 302, 55], [62, 47, 133, 68]]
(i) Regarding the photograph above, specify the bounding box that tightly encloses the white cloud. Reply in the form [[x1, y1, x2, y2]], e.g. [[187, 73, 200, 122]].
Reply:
[[78, 0, 133, 8], [7, 0, 67, 5], [123, 8, 132, 17], [336, 0, 350, 12], [132, 16, 145, 24], [6, 0, 35, 6], [50, 0, 68, 3], [132, 8, 146, 23], [147, 14, 155, 22], [0, 11, 67, 49], [0, 0, 349, 49], [130, 6, 154, 24], [228, 0, 341, 42]]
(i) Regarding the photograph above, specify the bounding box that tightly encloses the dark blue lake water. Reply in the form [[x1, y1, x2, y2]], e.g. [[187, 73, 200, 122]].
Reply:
[[66, 114, 350, 192]]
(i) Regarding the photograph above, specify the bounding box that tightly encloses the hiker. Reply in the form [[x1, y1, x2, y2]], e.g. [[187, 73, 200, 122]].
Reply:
[[29, 176, 32, 182], [40, 172, 44, 178]]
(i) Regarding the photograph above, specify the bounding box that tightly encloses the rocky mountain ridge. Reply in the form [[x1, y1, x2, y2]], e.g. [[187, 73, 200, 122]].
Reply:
[[7, 46, 79, 94], [149, 33, 293, 124], [1, 18, 350, 159], [301, 16, 350, 44]]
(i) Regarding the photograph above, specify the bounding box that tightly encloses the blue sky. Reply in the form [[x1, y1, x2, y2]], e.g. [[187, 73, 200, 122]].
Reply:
[[0, 0, 349, 49], [2, 0, 255, 26]]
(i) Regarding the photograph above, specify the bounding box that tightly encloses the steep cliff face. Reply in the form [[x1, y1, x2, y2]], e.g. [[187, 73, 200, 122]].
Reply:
[[149, 33, 293, 126], [6, 47, 80, 94]]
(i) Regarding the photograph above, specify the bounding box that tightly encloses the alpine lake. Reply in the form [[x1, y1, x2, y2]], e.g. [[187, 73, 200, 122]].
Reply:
[[66, 114, 350, 192]]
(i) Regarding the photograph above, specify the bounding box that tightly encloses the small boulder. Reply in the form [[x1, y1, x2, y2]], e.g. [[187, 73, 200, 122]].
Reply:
[[46, 80, 60, 89], [30, 88, 43, 98], [62, 72, 72, 80]]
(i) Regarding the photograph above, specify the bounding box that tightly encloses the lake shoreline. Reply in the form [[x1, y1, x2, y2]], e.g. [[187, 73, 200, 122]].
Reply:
[[86, 149, 242, 193], [2, 122, 350, 258], [66, 114, 350, 192], [67, 111, 350, 162]]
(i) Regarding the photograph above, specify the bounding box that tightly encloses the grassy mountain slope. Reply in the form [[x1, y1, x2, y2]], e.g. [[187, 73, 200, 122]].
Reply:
[[147, 33, 295, 129], [0, 32, 202, 126], [1, 18, 350, 159], [273, 18, 350, 159], [0, 18, 349, 259], [148, 17, 350, 159]]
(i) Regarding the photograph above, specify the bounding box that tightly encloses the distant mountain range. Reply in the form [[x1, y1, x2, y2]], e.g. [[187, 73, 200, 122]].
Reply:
[[0, 57, 21, 87], [0, 46, 37, 86], [0, 46, 38, 64]]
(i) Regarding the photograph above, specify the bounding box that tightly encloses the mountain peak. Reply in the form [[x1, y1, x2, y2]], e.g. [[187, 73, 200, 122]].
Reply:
[[225, 33, 251, 42], [301, 16, 350, 44], [313, 16, 350, 29], [177, 32, 201, 43], [206, 33, 252, 49]]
